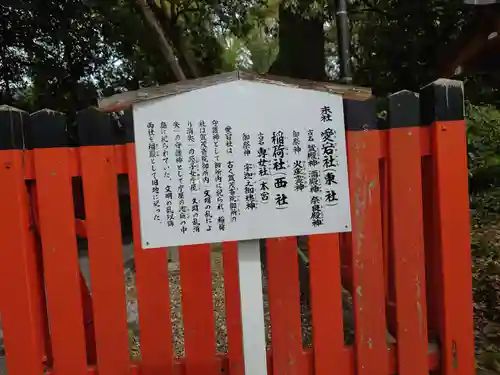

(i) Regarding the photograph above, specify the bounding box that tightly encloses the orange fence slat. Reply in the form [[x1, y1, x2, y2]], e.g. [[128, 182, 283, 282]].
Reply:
[[80, 145, 130, 375], [180, 244, 218, 375], [309, 233, 347, 375], [0, 150, 45, 375], [127, 143, 174, 374], [387, 124, 428, 375], [386, 92, 429, 375], [266, 236, 305, 375], [33, 147, 88, 375], [419, 80, 475, 375], [346, 111, 388, 375], [222, 241, 244, 375], [430, 119, 475, 375]]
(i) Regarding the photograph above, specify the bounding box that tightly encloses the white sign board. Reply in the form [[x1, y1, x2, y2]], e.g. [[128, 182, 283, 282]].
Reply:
[[133, 80, 351, 249]]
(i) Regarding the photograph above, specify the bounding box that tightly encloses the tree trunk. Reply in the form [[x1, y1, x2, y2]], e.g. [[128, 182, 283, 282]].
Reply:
[[269, 1, 326, 80]]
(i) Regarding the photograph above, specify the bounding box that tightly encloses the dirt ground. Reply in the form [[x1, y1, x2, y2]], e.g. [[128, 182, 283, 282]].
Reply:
[[124, 247, 355, 359]]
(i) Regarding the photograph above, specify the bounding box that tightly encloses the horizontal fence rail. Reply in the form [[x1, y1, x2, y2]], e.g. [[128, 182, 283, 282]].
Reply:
[[0, 78, 475, 375]]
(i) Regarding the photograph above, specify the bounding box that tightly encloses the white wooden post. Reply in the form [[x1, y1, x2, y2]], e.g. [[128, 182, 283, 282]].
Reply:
[[237, 240, 268, 375]]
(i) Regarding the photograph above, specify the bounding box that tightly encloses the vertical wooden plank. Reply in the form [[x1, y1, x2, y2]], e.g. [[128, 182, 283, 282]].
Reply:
[[77, 108, 130, 375], [30, 110, 88, 375], [345, 98, 388, 375], [126, 132, 174, 374], [420, 79, 475, 375], [0, 107, 45, 375], [309, 233, 347, 375], [267, 236, 305, 375], [222, 241, 245, 375], [180, 244, 218, 375], [386, 91, 429, 375], [32, 174, 94, 365]]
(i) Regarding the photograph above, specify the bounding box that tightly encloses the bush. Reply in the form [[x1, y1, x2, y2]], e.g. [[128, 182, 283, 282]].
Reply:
[[467, 103, 500, 368], [467, 103, 500, 194]]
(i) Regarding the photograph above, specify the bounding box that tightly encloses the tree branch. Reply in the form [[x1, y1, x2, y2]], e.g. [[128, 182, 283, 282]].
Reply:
[[136, 0, 186, 81], [159, 0, 169, 17], [351, 7, 394, 18], [353, 0, 395, 18], [173, 5, 200, 24], [147, 0, 201, 78]]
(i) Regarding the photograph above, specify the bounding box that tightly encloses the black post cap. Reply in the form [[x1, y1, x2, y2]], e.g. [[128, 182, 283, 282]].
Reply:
[[420, 78, 464, 125], [0, 105, 27, 150], [28, 109, 69, 149], [76, 107, 124, 146], [343, 97, 377, 131], [386, 90, 420, 129]]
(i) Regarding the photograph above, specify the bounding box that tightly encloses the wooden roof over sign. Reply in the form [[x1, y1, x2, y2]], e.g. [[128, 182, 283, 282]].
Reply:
[[98, 71, 372, 113]]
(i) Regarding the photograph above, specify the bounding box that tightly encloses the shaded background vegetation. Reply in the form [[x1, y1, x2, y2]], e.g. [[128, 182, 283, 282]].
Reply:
[[2, 0, 500, 369]]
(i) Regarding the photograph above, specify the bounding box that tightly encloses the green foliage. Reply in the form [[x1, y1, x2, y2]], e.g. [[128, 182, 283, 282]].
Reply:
[[3, 0, 500, 112], [466, 102, 500, 364], [0, 0, 272, 113], [350, 0, 467, 95], [467, 104, 500, 170], [467, 103, 500, 193], [471, 188, 500, 363], [219, 0, 279, 74]]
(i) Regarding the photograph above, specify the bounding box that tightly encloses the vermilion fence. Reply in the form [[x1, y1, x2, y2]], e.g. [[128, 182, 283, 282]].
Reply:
[[0, 78, 474, 375]]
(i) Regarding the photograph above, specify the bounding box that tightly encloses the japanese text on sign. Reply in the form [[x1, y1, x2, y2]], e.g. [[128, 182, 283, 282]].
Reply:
[[133, 81, 351, 248]]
